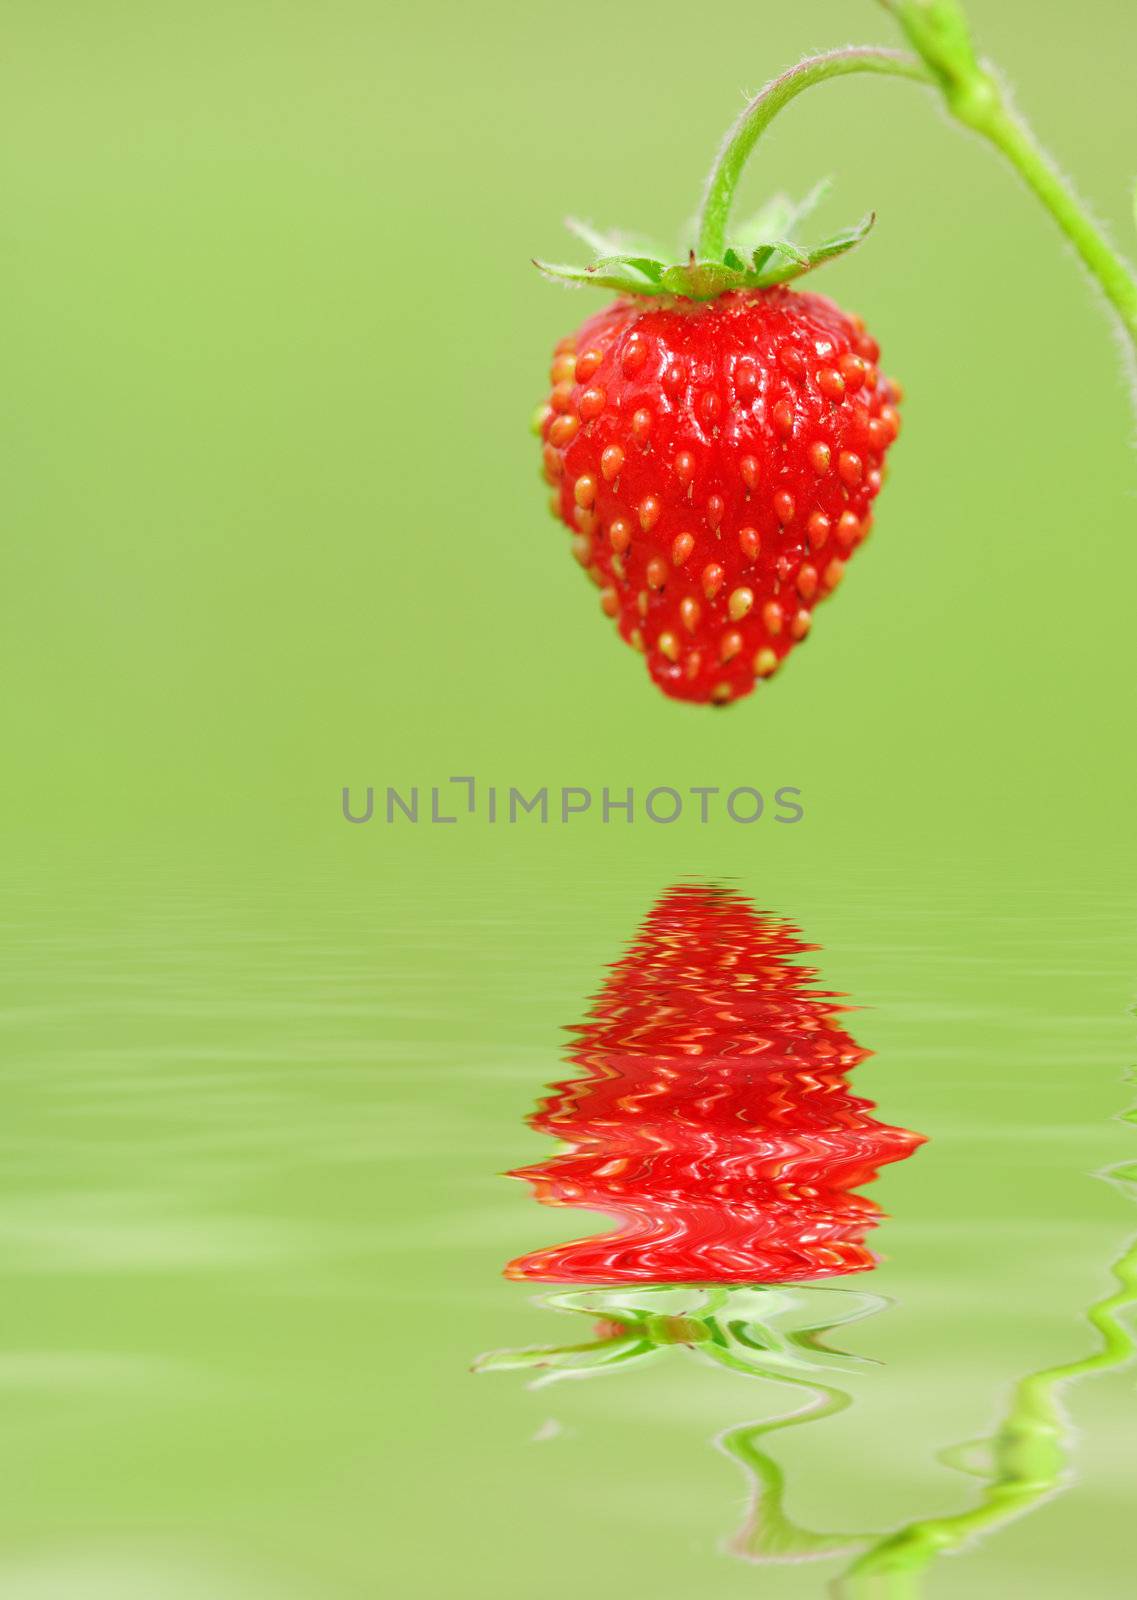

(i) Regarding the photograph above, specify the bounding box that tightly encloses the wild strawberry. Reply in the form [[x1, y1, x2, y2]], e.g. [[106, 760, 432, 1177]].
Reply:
[[533, 54, 904, 708], [538, 288, 901, 703], [505, 883, 923, 1285]]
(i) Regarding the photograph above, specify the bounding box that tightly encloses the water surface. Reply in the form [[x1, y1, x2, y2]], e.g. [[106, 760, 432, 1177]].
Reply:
[[2, 851, 1134, 1598]]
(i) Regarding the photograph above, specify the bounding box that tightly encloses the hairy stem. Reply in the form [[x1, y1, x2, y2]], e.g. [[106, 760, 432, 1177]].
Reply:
[[696, 48, 931, 263], [934, 88, 1137, 345], [880, 0, 1137, 347]]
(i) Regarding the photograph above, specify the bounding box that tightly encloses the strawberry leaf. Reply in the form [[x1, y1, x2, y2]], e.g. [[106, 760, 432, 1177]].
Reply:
[[783, 177, 834, 233], [730, 193, 795, 253], [533, 256, 668, 295], [564, 217, 666, 260], [762, 239, 811, 268], [730, 179, 832, 257], [534, 193, 874, 300], [757, 214, 876, 285]]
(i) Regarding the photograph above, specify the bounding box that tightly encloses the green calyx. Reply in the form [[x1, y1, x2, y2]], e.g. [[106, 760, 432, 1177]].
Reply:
[[534, 182, 874, 303]]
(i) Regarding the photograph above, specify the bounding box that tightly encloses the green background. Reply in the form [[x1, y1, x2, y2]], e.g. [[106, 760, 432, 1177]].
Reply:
[[2, 2, 1137, 1596]]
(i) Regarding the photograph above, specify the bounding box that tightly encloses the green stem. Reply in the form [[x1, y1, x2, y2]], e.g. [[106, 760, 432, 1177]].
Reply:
[[831, 1230, 1137, 1598], [719, 1378, 871, 1564], [880, 0, 1137, 347], [944, 95, 1137, 345], [696, 48, 932, 262]]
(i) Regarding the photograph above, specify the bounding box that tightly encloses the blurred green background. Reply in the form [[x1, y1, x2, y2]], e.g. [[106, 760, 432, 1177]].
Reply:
[[2, 0, 1136, 866], [3, 2, 1137, 1597]]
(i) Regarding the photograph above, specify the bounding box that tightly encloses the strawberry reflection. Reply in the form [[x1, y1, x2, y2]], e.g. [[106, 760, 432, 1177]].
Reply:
[[478, 885, 1137, 1589], [480, 883, 925, 1567], [505, 881, 923, 1285]]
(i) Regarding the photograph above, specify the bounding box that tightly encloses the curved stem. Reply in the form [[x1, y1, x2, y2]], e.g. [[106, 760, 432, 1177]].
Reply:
[[717, 1374, 871, 1564], [831, 1230, 1137, 1597], [696, 48, 931, 262], [880, 0, 1137, 347], [940, 88, 1137, 346]]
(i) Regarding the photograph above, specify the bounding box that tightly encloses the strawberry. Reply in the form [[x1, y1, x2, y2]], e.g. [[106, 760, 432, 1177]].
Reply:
[[538, 288, 900, 704], [532, 51, 905, 709], [505, 883, 924, 1285]]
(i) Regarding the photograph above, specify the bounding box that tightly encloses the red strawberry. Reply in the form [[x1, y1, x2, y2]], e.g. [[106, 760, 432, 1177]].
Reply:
[[537, 288, 901, 704], [532, 57, 906, 707], [505, 883, 924, 1285]]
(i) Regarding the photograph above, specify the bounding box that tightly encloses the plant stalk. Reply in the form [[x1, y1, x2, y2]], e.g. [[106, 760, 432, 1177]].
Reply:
[[696, 48, 932, 263], [881, 0, 1137, 348], [936, 81, 1137, 345]]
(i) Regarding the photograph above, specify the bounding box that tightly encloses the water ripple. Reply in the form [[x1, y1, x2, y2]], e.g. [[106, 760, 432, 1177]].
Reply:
[[505, 882, 924, 1284]]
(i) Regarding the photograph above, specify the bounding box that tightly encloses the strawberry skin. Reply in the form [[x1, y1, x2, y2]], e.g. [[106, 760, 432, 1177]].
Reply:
[[538, 288, 901, 704]]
